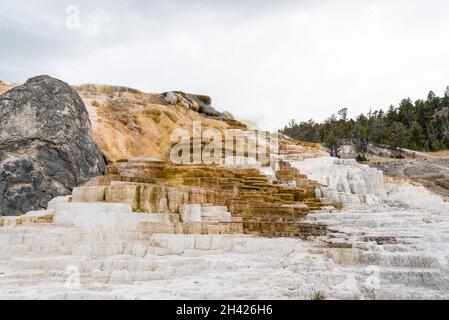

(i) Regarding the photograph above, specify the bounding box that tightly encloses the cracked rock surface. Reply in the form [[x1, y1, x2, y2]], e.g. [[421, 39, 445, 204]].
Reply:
[[0, 75, 106, 216]]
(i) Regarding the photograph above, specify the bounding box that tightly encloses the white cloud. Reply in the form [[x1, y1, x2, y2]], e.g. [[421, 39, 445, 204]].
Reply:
[[1, 0, 449, 130]]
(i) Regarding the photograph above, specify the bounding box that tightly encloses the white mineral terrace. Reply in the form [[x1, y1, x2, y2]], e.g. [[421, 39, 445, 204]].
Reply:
[[1, 156, 449, 299]]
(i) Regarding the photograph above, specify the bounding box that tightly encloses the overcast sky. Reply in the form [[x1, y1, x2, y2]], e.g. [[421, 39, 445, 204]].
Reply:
[[1, 0, 449, 130]]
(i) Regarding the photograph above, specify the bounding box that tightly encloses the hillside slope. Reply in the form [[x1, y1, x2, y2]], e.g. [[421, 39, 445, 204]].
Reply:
[[74, 84, 235, 162]]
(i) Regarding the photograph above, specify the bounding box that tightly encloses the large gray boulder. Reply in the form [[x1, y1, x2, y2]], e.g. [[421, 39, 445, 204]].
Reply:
[[0, 75, 106, 216]]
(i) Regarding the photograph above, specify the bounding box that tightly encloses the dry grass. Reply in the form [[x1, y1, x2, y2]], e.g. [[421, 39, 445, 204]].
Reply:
[[426, 150, 449, 158], [163, 109, 178, 123], [91, 100, 101, 107], [436, 179, 449, 190], [76, 84, 141, 95], [144, 107, 162, 123], [0, 83, 17, 95], [311, 290, 327, 300]]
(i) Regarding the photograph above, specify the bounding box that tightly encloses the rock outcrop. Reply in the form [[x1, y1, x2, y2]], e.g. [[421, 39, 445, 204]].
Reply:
[[0, 75, 106, 216], [162, 91, 226, 118]]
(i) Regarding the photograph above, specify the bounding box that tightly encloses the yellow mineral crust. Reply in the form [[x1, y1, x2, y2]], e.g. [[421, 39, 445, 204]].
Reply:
[[74, 84, 231, 162], [76, 158, 334, 237]]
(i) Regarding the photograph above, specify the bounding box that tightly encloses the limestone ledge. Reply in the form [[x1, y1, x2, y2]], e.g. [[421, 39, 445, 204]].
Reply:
[[44, 196, 241, 236], [71, 158, 334, 237], [290, 157, 386, 205], [0, 211, 54, 228]]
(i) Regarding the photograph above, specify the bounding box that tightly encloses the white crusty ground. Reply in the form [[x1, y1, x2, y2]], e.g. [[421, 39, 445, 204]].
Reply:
[[1, 156, 449, 300]]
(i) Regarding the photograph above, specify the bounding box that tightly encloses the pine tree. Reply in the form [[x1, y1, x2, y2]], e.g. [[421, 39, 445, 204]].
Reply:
[[279, 87, 449, 153], [391, 122, 407, 157], [407, 121, 425, 150]]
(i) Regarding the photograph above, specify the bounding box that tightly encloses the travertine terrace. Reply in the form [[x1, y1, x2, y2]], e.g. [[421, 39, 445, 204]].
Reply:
[[2, 80, 449, 300], [2, 148, 449, 299]]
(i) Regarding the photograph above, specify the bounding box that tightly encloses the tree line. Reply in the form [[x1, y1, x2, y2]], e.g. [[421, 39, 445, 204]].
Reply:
[[280, 87, 449, 159]]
